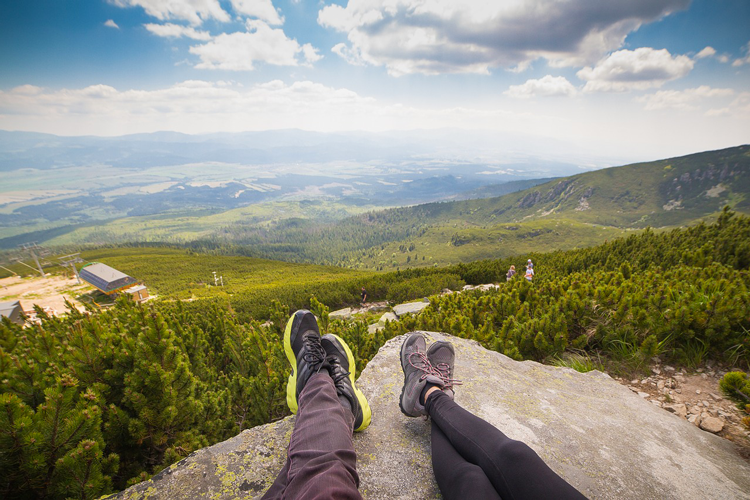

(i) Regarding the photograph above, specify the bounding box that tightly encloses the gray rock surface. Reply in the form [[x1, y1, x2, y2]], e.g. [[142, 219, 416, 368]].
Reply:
[[112, 332, 750, 500], [329, 307, 352, 320], [367, 323, 383, 334], [378, 312, 397, 324], [392, 301, 430, 317]]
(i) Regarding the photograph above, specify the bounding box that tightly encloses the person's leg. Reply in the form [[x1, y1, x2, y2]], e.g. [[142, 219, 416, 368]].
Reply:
[[262, 310, 363, 500], [281, 372, 361, 499], [262, 374, 359, 500], [430, 421, 501, 500], [426, 390, 585, 500]]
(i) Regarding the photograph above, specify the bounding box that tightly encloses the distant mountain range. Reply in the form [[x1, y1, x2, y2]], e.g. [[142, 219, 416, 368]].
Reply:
[[0, 128, 602, 174], [0, 129, 605, 247]]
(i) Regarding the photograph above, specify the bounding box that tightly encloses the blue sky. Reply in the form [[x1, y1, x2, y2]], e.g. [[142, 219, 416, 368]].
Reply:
[[0, 0, 748, 161]]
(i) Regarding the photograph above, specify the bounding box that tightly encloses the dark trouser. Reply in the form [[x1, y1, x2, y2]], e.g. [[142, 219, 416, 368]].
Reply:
[[262, 373, 361, 500], [426, 391, 586, 500]]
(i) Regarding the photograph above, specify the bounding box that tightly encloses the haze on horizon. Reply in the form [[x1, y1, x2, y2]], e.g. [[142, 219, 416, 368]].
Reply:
[[0, 0, 749, 164]]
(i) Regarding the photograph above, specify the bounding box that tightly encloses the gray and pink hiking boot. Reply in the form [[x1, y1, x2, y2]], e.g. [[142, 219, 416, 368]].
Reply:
[[399, 333, 445, 417], [427, 340, 459, 399]]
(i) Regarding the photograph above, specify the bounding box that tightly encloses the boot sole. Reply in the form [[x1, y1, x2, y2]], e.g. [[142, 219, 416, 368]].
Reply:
[[283, 312, 302, 414], [399, 334, 423, 417]]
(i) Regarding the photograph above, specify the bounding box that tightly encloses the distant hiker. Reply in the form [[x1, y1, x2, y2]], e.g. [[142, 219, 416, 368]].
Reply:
[[506, 265, 516, 281], [527, 258, 534, 270], [400, 333, 586, 500], [525, 266, 534, 282], [361, 287, 367, 305]]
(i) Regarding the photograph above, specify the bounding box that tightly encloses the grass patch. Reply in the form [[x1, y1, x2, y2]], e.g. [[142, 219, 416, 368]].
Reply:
[[551, 351, 604, 373]]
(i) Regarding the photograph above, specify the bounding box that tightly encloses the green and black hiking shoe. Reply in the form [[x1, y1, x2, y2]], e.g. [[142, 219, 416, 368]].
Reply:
[[322, 334, 372, 432], [284, 310, 328, 414]]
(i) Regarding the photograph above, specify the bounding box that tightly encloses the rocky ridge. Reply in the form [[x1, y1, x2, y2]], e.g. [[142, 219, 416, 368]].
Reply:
[[617, 359, 750, 456], [112, 332, 750, 500]]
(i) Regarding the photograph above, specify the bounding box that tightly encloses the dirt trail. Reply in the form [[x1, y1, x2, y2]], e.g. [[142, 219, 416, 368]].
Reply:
[[0, 274, 92, 315]]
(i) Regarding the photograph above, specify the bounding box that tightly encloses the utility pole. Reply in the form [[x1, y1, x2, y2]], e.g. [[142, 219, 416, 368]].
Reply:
[[19, 243, 45, 277], [57, 253, 83, 284]]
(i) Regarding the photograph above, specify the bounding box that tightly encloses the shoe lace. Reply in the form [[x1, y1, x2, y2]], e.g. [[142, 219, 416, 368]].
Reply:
[[302, 333, 327, 369], [433, 361, 461, 390], [408, 351, 462, 389], [328, 357, 350, 385]]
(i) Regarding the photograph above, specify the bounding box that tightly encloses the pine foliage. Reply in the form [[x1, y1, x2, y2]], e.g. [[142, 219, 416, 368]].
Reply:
[[1, 211, 749, 498]]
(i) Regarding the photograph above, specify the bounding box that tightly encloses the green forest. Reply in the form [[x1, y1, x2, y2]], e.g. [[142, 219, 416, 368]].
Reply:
[[2, 210, 750, 498]]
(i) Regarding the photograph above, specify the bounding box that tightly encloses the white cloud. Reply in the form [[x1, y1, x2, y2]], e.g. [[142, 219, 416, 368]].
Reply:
[[189, 21, 319, 70], [0, 80, 543, 136], [2, 80, 748, 159], [505, 76, 577, 99], [109, 0, 229, 25], [695, 46, 731, 64], [104, 19, 120, 29], [230, 0, 283, 25], [145, 23, 212, 41], [636, 86, 734, 110], [317, 0, 689, 76], [578, 48, 694, 92], [732, 42, 750, 67], [301, 44, 323, 65], [695, 46, 715, 59]]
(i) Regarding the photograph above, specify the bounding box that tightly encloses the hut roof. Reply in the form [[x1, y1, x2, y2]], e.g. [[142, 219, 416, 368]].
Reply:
[[80, 263, 137, 293]]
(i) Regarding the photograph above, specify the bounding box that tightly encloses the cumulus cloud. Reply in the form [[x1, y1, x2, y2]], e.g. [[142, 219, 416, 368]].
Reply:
[[505, 76, 577, 99], [577, 48, 694, 92], [331, 43, 366, 66], [189, 20, 320, 70], [695, 46, 731, 63], [230, 0, 283, 25], [732, 42, 750, 67], [104, 19, 120, 29], [0, 80, 549, 136], [695, 46, 716, 59], [317, 0, 689, 76], [635, 86, 734, 110], [145, 23, 211, 41], [109, 0, 229, 25]]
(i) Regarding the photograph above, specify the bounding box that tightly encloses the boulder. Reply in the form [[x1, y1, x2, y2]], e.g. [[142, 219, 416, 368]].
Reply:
[[476, 284, 500, 291], [378, 312, 398, 324], [392, 301, 430, 317], [699, 417, 725, 434], [112, 332, 750, 500], [367, 323, 383, 334], [329, 308, 352, 320], [663, 403, 688, 419]]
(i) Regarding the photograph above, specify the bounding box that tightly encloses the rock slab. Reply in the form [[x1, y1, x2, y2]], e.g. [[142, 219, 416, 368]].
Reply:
[[392, 301, 430, 317], [112, 332, 750, 500]]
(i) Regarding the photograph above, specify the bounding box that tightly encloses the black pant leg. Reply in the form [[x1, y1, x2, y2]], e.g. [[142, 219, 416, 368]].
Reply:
[[431, 422, 501, 500], [426, 391, 586, 500]]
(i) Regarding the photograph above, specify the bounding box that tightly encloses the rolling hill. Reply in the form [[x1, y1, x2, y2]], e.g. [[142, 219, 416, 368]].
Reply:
[[178, 145, 749, 269]]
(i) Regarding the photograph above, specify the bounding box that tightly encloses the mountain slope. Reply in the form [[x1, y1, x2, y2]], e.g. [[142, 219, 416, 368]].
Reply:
[[194, 145, 749, 268]]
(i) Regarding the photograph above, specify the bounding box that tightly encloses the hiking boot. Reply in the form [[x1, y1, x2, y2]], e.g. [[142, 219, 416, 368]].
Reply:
[[284, 310, 328, 414], [399, 333, 444, 417], [427, 341, 459, 399], [322, 334, 372, 432]]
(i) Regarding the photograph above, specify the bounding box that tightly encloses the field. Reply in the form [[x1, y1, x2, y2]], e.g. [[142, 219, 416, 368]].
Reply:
[[78, 247, 373, 299]]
